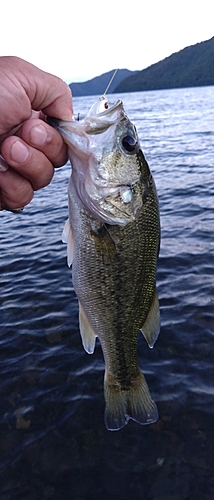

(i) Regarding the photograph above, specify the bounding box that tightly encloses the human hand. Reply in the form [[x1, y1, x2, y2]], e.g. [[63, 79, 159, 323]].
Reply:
[[0, 56, 73, 212]]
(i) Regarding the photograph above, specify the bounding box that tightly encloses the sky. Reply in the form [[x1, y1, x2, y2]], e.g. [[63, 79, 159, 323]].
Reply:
[[1, 0, 214, 84]]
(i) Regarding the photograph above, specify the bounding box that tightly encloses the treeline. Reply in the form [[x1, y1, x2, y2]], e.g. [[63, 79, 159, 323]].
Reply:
[[69, 37, 214, 97], [114, 37, 214, 92]]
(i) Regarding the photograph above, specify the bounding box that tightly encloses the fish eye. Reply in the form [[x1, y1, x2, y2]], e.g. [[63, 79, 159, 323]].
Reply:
[[122, 135, 137, 153]]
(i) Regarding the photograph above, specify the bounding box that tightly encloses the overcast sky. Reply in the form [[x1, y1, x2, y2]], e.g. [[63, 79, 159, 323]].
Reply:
[[1, 0, 213, 84]]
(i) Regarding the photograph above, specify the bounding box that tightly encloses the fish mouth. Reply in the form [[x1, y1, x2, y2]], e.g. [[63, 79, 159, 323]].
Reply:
[[86, 96, 124, 117], [94, 99, 123, 117], [46, 116, 61, 128], [46, 99, 125, 131]]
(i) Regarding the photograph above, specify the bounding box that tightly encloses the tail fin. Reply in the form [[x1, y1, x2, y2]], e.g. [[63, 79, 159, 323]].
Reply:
[[104, 370, 158, 431]]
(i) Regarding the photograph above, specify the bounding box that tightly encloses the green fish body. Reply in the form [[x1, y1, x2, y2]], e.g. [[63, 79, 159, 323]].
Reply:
[[49, 98, 160, 430]]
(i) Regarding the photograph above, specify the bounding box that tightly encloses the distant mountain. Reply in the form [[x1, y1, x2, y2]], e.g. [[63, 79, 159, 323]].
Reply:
[[114, 37, 214, 93], [69, 69, 135, 97]]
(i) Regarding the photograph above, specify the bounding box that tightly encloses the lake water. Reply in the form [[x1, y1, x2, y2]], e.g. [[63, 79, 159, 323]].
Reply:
[[0, 86, 214, 500]]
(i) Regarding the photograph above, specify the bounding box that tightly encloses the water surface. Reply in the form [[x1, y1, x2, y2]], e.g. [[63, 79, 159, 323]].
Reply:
[[0, 86, 214, 499]]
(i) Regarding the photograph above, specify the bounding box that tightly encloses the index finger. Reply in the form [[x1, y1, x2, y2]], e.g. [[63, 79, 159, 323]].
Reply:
[[0, 57, 73, 122], [22, 62, 73, 120]]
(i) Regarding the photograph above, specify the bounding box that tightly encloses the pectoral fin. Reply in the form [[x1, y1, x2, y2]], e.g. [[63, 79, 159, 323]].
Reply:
[[62, 219, 74, 267], [79, 301, 97, 354], [140, 289, 160, 348]]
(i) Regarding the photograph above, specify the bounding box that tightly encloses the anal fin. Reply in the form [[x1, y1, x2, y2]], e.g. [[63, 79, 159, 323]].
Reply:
[[79, 301, 97, 354], [140, 288, 160, 348]]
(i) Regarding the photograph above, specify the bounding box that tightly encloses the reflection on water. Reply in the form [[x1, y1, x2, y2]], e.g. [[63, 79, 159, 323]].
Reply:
[[0, 86, 214, 499]]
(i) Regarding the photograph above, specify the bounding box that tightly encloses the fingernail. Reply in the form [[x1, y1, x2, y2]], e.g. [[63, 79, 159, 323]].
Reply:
[[30, 124, 48, 146], [11, 141, 29, 163]]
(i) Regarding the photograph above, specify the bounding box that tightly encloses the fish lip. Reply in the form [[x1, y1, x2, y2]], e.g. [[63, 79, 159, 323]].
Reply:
[[46, 115, 75, 128], [46, 100, 123, 129], [46, 116, 60, 127], [96, 99, 123, 117]]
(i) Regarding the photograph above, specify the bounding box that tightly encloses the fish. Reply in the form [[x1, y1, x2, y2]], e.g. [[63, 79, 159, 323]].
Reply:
[[48, 94, 160, 431]]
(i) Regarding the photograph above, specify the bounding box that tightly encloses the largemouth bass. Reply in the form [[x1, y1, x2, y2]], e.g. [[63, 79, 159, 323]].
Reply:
[[48, 96, 160, 431]]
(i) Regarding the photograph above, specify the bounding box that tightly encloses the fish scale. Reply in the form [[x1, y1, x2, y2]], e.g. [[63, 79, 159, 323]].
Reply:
[[48, 97, 160, 430]]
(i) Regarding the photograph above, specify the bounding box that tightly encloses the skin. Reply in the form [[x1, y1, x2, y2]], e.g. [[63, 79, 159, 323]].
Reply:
[[0, 56, 73, 211]]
